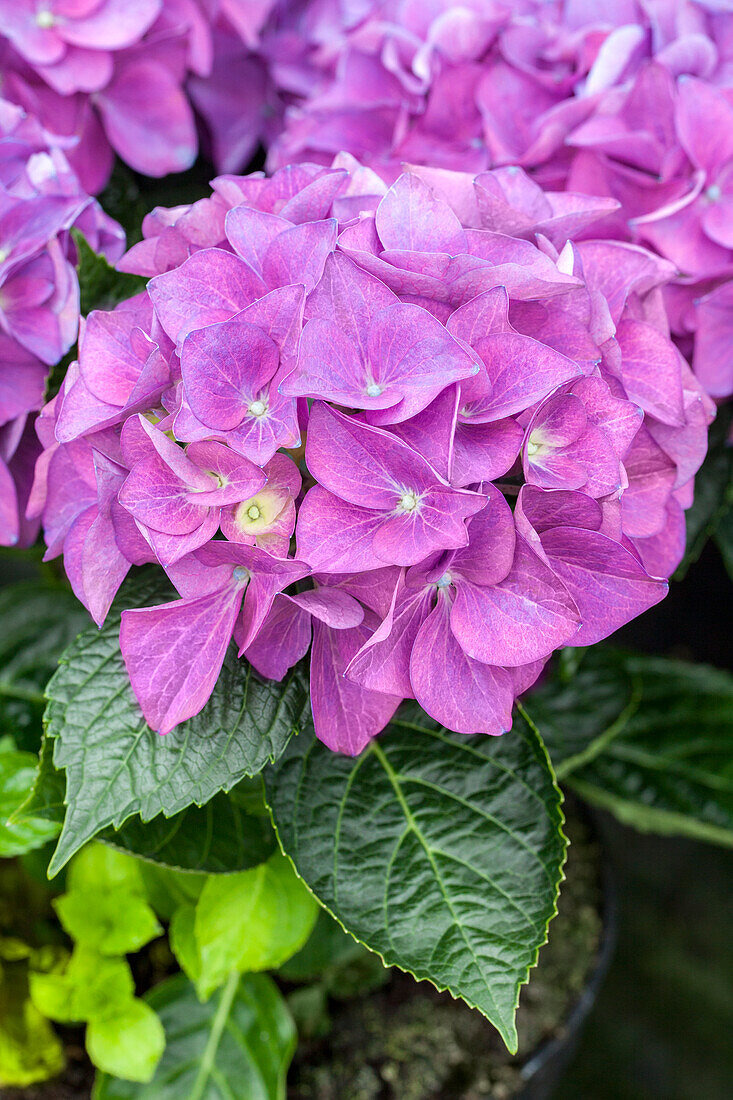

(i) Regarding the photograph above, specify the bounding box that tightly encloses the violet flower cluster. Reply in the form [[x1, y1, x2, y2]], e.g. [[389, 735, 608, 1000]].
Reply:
[[0, 97, 123, 546], [260, 0, 733, 399], [32, 159, 713, 754], [0, 0, 215, 193]]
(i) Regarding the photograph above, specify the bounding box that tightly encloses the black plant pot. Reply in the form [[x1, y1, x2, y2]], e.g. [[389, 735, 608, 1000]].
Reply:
[[516, 848, 617, 1100]]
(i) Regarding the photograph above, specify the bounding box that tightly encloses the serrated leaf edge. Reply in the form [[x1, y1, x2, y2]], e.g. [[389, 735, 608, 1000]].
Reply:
[[264, 703, 567, 1054]]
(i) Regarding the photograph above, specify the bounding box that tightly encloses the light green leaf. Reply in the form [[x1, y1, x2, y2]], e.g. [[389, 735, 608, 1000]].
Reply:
[[43, 571, 310, 875], [534, 649, 733, 847], [29, 948, 134, 1024], [194, 852, 318, 998], [53, 888, 162, 955], [0, 580, 89, 751], [264, 704, 566, 1053], [86, 999, 165, 1083], [0, 968, 65, 1088], [68, 842, 146, 897], [0, 744, 59, 857], [92, 972, 296, 1100], [138, 867, 205, 923], [169, 905, 201, 988]]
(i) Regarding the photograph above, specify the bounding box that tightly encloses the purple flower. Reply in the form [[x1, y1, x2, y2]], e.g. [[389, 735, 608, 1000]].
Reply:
[[0, 98, 123, 545], [120, 540, 309, 733], [118, 414, 267, 566], [0, 0, 205, 191], [245, 575, 401, 754], [35, 157, 713, 750], [260, 1, 733, 397], [297, 402, 485, 571]]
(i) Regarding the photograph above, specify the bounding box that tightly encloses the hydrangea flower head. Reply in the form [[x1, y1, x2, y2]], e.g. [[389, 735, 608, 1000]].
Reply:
[[34, 157, 714, 753]]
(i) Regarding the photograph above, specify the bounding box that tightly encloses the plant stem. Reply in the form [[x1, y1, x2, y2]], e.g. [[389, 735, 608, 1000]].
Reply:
[[188, 969, 239, 1100]]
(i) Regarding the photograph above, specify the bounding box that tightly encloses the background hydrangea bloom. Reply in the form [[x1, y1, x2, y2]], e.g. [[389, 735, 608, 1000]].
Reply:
[[257, 0, 733, 397], [33, 158, 714, 753], [0, 0, 211, 191], [0, 97, 123, 546]]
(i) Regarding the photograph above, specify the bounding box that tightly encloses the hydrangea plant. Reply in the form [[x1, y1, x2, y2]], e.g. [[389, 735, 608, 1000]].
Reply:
[[0, 4, 731, 1096]]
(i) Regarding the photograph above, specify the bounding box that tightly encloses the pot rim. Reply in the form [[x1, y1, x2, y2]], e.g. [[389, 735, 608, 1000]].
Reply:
[[519, 809, 618, 1086]]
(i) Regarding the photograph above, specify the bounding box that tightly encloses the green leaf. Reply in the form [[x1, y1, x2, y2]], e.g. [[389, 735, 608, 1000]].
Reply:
[[72, 229, 147, 315], [194, 852, 318, 998], [523, 655, 639, 772], [0, 743, 59, 857], [53, 888, 162, 955], [29, 947, 134, 1024], [102, 785, 277, 874], [43, 570, 310, 875], [86, 999, 165, 1083], [138, 867, 205, 923], [534, 649, 733, 847], [68, 841, 146, 896], [675, 405, 733, 580], [24, 740, 277, 874], [0, 580, 89, 750], [264, 704, 566, 1052], [92, 972, 296, 1100]]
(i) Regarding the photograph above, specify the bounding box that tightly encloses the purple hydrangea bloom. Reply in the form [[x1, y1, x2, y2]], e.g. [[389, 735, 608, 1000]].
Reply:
[[0, 0, 209, 191], [258, 0, 733, 396], [34, 159, 714, 752], [0, 97, 123, 546]]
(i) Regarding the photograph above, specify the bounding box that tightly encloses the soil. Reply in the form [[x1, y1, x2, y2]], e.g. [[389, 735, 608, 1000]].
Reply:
[[287, 814, 603, 1100]]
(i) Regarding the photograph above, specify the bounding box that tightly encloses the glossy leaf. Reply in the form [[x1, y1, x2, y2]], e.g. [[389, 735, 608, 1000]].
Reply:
[[532, 649, 733, 846], [264, 703, 566, 1052], [42, 571, 309, 875], [23, 741, 277, 874], [279, 909, 389, 999], [92, 972, 296, 1100], [102, 786, 276, 874]]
